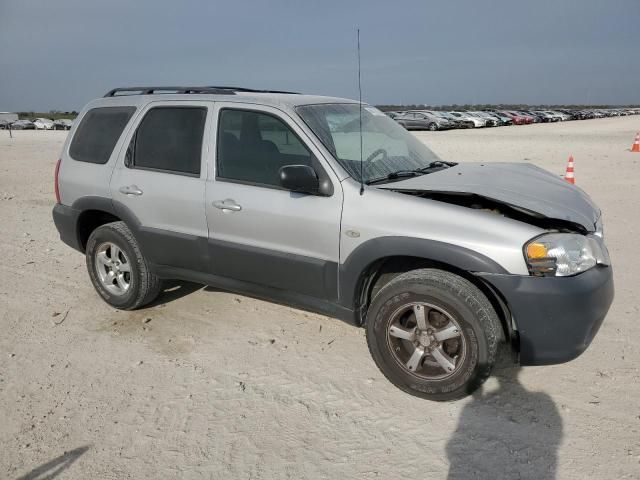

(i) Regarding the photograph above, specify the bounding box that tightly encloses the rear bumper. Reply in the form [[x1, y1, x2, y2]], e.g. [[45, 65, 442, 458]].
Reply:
[[52, 203, 82, 252], [476, 266, 614, 366]]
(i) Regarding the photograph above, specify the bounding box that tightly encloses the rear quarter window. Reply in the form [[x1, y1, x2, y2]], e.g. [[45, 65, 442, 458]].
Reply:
[[69, 106, 136, 164]]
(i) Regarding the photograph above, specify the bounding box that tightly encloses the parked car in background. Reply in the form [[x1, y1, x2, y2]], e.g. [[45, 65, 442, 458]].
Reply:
[[512, 111, 537, 123], [449, 111, 487, 127], [0, 119, 11, 129], [53, 119, 73, 130], [33, 118, 55, 130], [546, 111, 569, 121], [429, 111, 475, 129], [530, 111, 556, 122], [395, 111, 455, 131], [10, 120, 36, 130], [467, 111, 498, 127], [523, 111, 546, 123], [547, 111, 567, 122], [556, 110, 577, 120], [483, 111, 513, 126], [498, 111, 529, 125]]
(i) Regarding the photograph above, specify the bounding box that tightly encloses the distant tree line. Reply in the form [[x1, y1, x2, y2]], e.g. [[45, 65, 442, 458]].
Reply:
[[376, 103, 640, 112], [18, 110, 78, 120]]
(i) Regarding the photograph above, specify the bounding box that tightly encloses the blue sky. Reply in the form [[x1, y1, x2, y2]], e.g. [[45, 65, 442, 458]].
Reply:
[[0, 0, 638, 111]]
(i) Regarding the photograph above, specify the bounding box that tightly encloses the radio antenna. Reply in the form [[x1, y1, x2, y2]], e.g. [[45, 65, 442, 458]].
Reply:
[[357, 29, 364, 195]]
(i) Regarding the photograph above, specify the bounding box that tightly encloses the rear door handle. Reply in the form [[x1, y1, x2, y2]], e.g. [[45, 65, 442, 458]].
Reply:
[[212, 199, 242, 212], [119, 185, 143, 196]]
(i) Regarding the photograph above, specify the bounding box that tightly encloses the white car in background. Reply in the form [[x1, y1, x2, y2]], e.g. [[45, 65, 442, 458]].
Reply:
[[53, 119, 74, 130], [548, 111, 570, 121], [448, 111, 487, 127], [33, 118, 54, 130]]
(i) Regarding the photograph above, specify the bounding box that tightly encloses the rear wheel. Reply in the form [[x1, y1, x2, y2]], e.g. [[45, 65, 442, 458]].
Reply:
[[366, 268, 501, 401], [86, 221, 162, 310]]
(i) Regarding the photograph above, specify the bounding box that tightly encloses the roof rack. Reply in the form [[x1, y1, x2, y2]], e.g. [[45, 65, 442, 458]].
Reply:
[[204, 86, 300, 94], [103, 86, 299, 97]]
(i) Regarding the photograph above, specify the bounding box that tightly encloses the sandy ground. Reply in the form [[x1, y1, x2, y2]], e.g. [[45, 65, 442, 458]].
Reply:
[[1, 118, 639, 479]]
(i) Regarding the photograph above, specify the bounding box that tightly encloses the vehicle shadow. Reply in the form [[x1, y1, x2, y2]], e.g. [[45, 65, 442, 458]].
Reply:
[[147, 280, 204, 307], [446, 360, 563, 479], [16, 445, 89, 480]]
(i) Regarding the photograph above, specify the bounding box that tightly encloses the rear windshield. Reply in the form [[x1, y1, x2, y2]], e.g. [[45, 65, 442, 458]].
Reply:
[[69, 106, 136, 164]]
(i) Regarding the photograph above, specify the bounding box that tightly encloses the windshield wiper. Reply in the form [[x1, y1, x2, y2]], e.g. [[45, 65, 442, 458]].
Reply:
[[365, 160, 457, 185]]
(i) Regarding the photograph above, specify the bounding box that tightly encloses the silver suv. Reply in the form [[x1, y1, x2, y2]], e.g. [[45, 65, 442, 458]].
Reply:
[[52, 86, 614, 401]]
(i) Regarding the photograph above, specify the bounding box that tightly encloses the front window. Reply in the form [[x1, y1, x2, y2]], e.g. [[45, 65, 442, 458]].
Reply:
[[217, 109, 314, 187], [296, 103, 442, 183]]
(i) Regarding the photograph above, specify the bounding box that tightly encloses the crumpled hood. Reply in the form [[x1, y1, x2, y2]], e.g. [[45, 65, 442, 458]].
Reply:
[[378, 163, 600, 231]]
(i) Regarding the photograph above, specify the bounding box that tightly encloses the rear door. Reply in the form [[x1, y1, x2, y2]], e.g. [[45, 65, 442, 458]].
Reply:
[[110, 101, 212, 271], [415, 113, 432, 129], [404, 112, 420, 129], [204, 103, 343, 301]]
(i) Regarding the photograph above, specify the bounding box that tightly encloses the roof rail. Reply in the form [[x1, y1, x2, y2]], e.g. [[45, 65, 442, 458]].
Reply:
[[103, 86, 299, 97], [204, 86, 300, 94], [104, 86, 234, 97]]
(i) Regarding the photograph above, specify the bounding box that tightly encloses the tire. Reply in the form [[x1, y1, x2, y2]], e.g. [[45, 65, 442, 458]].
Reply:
[[86, 221, 162, 310], [428, 123, 438, 131], [365, 268, 501, 401]]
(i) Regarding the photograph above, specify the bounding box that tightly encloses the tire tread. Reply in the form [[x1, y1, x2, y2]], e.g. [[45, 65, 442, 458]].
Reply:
[[366, 268, 501, 401]]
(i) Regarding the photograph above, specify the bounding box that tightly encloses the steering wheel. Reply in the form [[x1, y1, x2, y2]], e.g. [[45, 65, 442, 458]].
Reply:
[[363, 148, 389, 177], [365, 148, 388, 164]]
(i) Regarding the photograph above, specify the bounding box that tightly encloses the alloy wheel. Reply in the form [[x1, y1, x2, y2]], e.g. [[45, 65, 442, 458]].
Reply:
[[94, 242, 132, 295], [386, 302, 466, 379]]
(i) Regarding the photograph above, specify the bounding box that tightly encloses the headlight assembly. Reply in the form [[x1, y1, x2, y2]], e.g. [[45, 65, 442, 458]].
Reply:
[[524, 233, 609, 277]]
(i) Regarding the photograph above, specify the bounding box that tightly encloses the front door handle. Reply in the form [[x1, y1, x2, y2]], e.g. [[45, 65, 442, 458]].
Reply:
[[119, 185, 143, 196], [212, 199, 242, 212]]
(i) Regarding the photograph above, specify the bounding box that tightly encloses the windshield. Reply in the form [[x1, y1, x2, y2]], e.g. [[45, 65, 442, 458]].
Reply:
[[296, 103, 442, 183]]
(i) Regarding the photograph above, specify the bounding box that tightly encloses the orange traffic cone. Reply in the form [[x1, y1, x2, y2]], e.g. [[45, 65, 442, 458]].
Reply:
[[564, 155, 575, 184], [632, 132, 640, 152]]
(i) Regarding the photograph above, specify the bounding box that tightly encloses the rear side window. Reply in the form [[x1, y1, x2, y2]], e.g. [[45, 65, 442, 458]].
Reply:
[[69, 107, 135, 164], [128, 107, 206, 176]]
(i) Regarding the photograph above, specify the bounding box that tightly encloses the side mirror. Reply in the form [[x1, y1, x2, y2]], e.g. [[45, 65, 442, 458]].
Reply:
[[279, 165, 319, 195]]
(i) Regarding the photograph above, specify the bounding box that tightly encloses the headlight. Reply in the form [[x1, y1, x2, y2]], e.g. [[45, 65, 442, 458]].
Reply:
[[524, 233, 609, 277]]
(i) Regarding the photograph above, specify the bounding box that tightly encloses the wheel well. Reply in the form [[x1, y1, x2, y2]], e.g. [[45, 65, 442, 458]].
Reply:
[[358, 256, 512, 343], [77, 210, 121, 251]]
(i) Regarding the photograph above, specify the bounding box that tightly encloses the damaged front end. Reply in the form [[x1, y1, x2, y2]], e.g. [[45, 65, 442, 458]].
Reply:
[[378, 162, 601, 233], [399, 190, 590, 234]]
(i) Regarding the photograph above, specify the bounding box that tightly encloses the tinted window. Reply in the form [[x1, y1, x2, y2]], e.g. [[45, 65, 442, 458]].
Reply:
[[217, 109, 313, 186], [130, 107, 206, 175], [69, 107, 135, 164]]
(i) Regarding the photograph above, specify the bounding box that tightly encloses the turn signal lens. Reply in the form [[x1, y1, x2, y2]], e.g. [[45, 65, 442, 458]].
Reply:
[[526, 243, 548, 259]]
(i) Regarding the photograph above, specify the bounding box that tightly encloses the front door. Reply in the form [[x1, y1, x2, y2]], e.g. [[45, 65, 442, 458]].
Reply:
[[204, 103, 343, 301]]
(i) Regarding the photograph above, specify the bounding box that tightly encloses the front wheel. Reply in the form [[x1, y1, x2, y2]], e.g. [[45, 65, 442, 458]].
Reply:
[[366, 269, 501, 401], [428, 122, 438, 131]]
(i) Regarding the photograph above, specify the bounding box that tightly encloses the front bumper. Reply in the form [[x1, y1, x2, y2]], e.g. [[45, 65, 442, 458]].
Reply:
[[52, 203, 83, 252], [476, 265, 614, 366]]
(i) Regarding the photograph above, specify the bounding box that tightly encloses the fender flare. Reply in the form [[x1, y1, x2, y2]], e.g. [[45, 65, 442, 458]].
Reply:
[[71, 196, 143, 229], [338, 236, 509, 310]]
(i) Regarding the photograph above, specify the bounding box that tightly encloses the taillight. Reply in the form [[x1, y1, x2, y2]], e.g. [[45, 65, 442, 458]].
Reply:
[[54, 158, 61, 204]]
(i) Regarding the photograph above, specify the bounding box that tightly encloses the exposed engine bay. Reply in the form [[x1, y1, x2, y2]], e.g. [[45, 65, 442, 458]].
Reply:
[[396, 190, 588, 234]]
